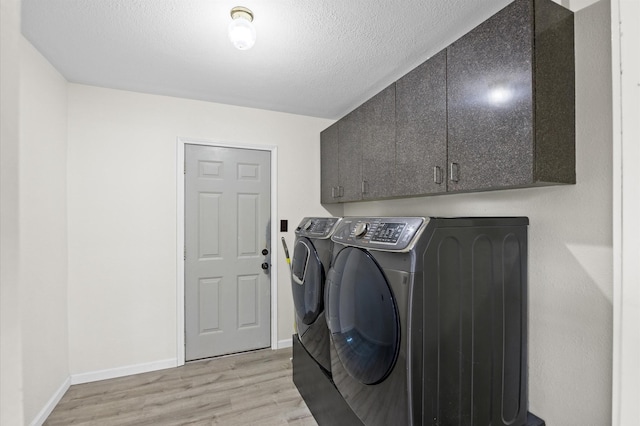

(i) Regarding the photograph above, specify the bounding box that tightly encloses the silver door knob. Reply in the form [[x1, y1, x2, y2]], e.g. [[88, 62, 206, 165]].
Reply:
[[261, 262, 269, 270]]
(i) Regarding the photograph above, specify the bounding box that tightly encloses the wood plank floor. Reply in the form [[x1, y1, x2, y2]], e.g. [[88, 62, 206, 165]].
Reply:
[[45, 348, 319, 426]]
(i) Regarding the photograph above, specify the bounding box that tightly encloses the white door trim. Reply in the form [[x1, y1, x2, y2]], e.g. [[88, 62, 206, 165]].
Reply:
[[176, 137, 278, 366], [611, 0, 640, 424]]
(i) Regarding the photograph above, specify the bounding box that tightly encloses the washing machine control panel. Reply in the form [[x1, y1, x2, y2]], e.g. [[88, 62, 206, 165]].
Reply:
[[332, 217, 427, 251], [295, 217, 341, 239], [371, 222, 406, 243]]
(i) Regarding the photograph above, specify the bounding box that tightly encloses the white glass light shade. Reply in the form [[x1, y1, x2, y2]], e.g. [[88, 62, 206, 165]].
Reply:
[[228, 15, 256, 50]]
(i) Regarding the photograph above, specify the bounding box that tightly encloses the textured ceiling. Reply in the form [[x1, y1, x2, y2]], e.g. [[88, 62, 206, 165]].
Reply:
[[21, 0, 522, 119]]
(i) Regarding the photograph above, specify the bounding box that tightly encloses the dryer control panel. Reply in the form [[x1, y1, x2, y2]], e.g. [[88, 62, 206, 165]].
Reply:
[[331, 217, 427, 251], [295, 217, 341, 239]]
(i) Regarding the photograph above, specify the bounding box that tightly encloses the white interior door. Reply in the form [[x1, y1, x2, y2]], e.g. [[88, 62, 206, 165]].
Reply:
[[185, 144, 271, 361]]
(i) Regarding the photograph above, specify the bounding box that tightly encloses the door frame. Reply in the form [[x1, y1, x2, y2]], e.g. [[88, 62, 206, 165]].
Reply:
[[176, 137, 278, 366]]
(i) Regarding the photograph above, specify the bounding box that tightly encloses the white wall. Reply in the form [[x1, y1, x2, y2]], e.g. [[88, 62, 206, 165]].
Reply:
[[66, 85, 334, 375], [1, 4, 70, 422], [344, 1, 613, 424], [19, 37, 70, 424], [0, 0, 25, 424]]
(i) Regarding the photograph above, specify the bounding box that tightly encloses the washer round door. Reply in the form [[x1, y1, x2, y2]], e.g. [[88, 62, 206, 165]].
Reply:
[[326, 247, 400, 385], [291, 237, 324, 325]]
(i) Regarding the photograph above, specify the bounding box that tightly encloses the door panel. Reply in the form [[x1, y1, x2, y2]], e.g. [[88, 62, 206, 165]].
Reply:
[[320, 123, 340, 203], [326, 247, 400, 385], [446, 0, 534, 191], [338, 110, 363, 202], [395, 50, 447, 196], [238, 275, 259, 327], [362, 85, 396, 200], [185, 144, 271, 361], [198, 192, 221, 258], [238, 193, 259, 256], [199, 277, 221, 332], [291, 237, 323, 326]]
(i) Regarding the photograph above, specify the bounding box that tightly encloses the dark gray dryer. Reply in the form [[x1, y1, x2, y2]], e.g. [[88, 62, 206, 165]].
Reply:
[[326, 216, 530, 426], [291, 217, 341, 373]]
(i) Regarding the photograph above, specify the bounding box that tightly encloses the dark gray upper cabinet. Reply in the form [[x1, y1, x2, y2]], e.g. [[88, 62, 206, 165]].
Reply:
[[446, 0, 575, 192], [337, 108, 364, 202], [362, 85, 396, 200], [320, 85, 395, 204], [320, 110, 364, 203], [395, 50, 447, 197], [320, 0, 574, 204], [320, 123, 340, 204]]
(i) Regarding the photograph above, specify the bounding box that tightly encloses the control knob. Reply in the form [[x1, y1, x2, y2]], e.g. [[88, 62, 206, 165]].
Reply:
[[304, 219, 313, 231], [354, 222, 369, 238]]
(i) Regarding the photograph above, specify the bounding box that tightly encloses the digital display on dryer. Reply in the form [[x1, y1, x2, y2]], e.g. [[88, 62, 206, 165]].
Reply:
[[371, 223, 406, 244]]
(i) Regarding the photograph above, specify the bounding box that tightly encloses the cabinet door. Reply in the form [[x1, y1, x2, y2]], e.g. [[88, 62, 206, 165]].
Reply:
[[320, 123, 340, 204], [446, 0, 534, 192], [338, 108, 364, 202], [395, 50, 447, 197], [362, 85, 396, 200]]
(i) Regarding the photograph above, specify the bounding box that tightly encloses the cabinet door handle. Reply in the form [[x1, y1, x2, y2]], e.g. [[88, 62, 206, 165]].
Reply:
[[361, 181, 369, 194], [332, 187, 336, 198], [450, 162, 460, 183], [338, 186, 344, 197], [433, 166, 443, 184]]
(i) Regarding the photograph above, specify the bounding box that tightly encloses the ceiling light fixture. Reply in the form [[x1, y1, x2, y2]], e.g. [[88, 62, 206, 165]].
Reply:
[[228, 6, 256, 50]]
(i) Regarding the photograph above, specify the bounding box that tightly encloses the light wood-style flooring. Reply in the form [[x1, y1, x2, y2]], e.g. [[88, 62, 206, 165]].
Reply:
[[44, 348, 319, 425]]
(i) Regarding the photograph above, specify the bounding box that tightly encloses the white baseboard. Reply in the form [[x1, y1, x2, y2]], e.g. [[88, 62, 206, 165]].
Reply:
[[277, 338, 292, 349], [29, 376, 71, 426], [71, 358, 177, 385]]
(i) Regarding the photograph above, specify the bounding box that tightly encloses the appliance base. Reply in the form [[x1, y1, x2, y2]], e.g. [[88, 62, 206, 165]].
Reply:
[[294, 332, 545, 426], [527, 411, 546, 426], [292, 334, 363, 426]]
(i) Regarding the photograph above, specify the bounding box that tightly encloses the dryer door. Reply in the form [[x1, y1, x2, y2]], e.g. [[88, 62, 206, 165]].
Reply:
[[326, 247, 400, 385], [291, 237, 324, 325]]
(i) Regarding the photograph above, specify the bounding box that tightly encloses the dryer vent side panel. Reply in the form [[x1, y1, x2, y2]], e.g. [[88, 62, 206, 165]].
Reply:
[[421, 223, 528, 426]]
